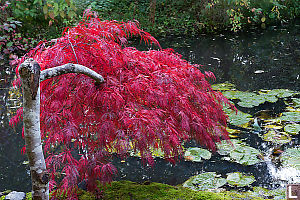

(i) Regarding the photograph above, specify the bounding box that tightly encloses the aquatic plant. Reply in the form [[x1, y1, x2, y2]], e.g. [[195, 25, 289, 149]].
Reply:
[[10, 10, 234, 199], [226, 172, 255, 187], [280, 147, 300, 170], [217, 139, 261, 165], [184, 147, 212, 162], [183, 172, 227, 191]]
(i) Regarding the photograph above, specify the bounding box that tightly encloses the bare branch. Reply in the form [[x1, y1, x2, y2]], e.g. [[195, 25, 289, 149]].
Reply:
[[40, 63, 105, 83]]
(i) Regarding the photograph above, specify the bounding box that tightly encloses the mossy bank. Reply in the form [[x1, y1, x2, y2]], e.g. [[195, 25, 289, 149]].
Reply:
[[1, 180, 277, 200]]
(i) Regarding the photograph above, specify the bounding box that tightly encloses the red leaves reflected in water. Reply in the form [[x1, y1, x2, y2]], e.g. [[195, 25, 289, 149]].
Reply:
[[12, 11, 234, 198]]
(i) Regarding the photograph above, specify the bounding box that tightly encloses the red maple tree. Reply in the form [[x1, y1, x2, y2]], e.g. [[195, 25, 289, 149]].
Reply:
[[11, 10, 234, 198]]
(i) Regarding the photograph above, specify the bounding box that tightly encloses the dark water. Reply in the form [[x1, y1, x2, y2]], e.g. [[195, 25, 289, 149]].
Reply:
[[0, 20, 299, 192], [157, 19, 300, 91], [0, 65, 30, 191]]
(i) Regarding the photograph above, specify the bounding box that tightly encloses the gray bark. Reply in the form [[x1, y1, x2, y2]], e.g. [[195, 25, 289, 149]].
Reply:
[[40, 63, 104, 83], [19, 59, 104, 200]]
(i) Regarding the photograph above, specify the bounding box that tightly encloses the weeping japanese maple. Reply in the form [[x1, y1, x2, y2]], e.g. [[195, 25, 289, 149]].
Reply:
[[11, 10, 234, 198]]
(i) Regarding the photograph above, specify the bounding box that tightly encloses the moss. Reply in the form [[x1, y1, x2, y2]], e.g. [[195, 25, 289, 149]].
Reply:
[[0, 190, 12, 200], [222, 190, 265, 200], [25, 192, 32, 200], [99, 180, 228, 200]]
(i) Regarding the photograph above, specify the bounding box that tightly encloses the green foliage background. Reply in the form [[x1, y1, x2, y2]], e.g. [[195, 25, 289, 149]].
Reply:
[[73, 0, 300, 35], [1, 0, 298, 67], [2, 0, 300, 39]]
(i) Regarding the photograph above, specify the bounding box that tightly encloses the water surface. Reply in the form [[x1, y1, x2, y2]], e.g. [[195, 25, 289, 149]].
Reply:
[[0, 20, 299, 192]]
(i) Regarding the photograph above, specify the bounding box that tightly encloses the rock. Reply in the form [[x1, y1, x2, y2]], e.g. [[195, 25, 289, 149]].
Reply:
[[5, 191, 25, 200]]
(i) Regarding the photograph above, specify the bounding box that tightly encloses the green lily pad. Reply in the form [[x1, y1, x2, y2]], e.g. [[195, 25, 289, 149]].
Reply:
[[260, 94, 278, 103], [267, 89, 297, 98], [184, 147, 211, 162], [183, 172, 227, 191], [224, 108, 252, 126], [237, 93, 278, 108], [222, 89, 288, 108], [234, 91, 257, 100], [230, 146, 261, 165], [250, 187, 286, 199], [217, 139, 240, 155], [280, 147, 300, 170], [226, 172, 255, 187], [291, 98, 300, 108], [263, 130, 292, 144], [212, 82, 236, 91], [284, 124, 300, 135], [252, 187, 273, 197], [237, 101, 259, 108], [217, 139, 261, 165], [221, 90, 245, 100], [279, 112, 300, 122]]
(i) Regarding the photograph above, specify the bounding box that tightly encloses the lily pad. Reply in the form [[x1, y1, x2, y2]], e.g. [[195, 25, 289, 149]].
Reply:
[[217, 139, 261, 165], [264, 124, 283, 129], [229, 146, 261, 165], [224, 108, 252, 126], [284, 124, 300, 135], [221, 90, 247, 100], [260, 94, 278, 103], [291, 98, 300, 108], [250, 187, 285, 199], [226, 172, 255, 187], [280, 147, 300, 170], [279, 112, 300, 122], [237, 93, 278, 108], [263, 130, 291, 144], [267, 89, 297, 98], [217, 139, 240, 156], [212, 82, 236, 91], [237, 100, 260, 108], [184, 147, 211, 162], [182, 172, 227, 191]]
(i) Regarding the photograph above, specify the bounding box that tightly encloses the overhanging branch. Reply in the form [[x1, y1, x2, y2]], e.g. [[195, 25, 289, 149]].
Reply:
[[40, 63, 105, 83]]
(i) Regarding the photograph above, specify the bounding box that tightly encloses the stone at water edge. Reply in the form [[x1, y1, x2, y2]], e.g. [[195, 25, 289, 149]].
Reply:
[[5, 191, 25, 200]]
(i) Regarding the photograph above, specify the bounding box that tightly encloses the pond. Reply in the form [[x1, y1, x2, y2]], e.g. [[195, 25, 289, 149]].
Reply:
[[0, 19, 299, 193]]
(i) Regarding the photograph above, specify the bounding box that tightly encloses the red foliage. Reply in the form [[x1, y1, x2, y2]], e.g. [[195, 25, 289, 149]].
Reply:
[[12, 10, 234, 198]]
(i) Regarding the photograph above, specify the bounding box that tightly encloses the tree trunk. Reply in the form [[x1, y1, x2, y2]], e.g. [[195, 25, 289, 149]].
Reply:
[[19, 59, 49, 200], [149, 0, 156, 25], [19, 59, 104, 200]]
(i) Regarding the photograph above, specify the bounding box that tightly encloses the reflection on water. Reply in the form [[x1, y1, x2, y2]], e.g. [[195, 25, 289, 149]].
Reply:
[[158, 19, 300, 91], [0, 20, 299, 192], [0, 65, 30, 191]]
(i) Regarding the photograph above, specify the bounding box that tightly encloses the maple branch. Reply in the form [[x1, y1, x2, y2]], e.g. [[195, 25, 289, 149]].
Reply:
[[40, 63, 105, 83]]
